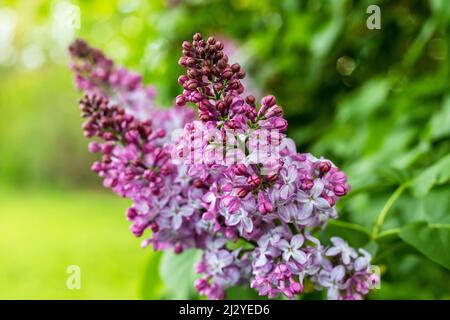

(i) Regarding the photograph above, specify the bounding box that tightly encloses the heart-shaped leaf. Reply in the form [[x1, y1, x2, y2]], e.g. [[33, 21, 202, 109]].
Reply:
[[399, 221, 450, 270]]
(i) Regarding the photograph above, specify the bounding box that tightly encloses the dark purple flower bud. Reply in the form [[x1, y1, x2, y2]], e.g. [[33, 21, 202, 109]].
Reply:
[[186, 79, 198, 90], [176, 94, 186, 106], [126, 207, 138, 220], [102, 144, 114, 154], [245, 95, 255, 106], [207, 37, 216, 45], [194, 278, 208, 291], [174, 243, 184, 254], [91, 161, 102, 173], [247, 174, 261, 188], [290, 281, 303, 294], [88, 141, 101, 153], [178, 57, 187, 67], [233, 163, 249, 177], [178, 75, 188, 85], [258, 191, 274, 214], [182, 41, 191, 50], [318, 161, 332, 175], [237, 187, 249, 198], [265, 105, 283, 119], [222, 68, 233, 79], [334, 184, 349, 197], [193, 33, 202, 41], [150, 221, 159, 232], [261, 95, 276, 108]]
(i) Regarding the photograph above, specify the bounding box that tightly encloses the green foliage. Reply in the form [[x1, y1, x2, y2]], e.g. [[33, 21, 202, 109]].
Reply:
[[159, 249, 203, 299], [400, 221, 450, 270]]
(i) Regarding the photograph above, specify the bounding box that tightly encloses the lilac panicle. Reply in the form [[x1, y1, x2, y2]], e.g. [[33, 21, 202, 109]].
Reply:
[[69, 35, 377, 301]]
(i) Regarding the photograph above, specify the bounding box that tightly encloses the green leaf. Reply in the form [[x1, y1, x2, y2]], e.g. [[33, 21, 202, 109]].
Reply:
[[337, 78, 390, 123], [140, 251, 164, 300], [427, 95, 450, 141], [159, 249, 203, 299], [411, 153, 450, 197], [226, 286, 264, 300], [399, 221, 450, 270]]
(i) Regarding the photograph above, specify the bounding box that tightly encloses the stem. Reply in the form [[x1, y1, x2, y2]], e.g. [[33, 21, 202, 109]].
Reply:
[[376, 228, 400, 240], [371, 183, 407, 241]]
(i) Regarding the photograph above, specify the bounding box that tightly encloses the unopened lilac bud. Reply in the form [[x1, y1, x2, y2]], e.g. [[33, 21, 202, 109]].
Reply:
[[237, 187, 249, 198], [207, 36, 216, 45], [245, 95, 255, 105], [102, 144, 114, 154], [182, 41, 191, 50], [194, 278, 208, 291], [318, 161, 332, 174], [91, 161, 102, 173], [233, 163, 249, 177], [150, 221, 159, 232], [126, 207, 138, 220], [193, 33, 202, 41], [178, 57, 187, 67], [265, 105, 283, 119], [247, 174, 261, 188], [261, 95, 276, 108], [237, 70, 246, 79], [176, 94, 186, 106], [178, 75, 188, 85], [186, 79, 198, 90], [174, 243, 183, 254], [222, 68, 233, 79], [290, 281, 303, 294], [88, 141, 101, 153], [155, 128, 166, 138], [334, 184, 348, 197]]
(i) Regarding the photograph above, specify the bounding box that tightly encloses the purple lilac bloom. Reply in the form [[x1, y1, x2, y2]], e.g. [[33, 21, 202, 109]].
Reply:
[[69, 35, 377, 301]]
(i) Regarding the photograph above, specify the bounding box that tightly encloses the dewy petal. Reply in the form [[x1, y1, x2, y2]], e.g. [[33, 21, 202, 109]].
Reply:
[[291, 234, 304, 249]]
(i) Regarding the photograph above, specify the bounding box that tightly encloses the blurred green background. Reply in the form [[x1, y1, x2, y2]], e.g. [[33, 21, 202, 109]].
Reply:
[[0, 0, 449, 299]]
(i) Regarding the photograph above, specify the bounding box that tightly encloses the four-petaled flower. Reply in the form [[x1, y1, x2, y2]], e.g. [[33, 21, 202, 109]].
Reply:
[[278, 235, 307, 264], [296, 180, 331, 216], [325, 237, 358, 265]]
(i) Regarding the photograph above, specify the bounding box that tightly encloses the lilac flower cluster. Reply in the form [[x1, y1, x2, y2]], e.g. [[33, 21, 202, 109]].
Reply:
[[69, 36, 378, 300]]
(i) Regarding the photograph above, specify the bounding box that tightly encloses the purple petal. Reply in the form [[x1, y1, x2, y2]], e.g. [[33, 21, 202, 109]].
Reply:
[[291, 234, 304, 249]]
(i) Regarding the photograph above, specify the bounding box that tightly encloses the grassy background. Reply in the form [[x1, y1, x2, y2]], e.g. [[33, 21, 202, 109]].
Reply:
[[0, 189, 152, 299]]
